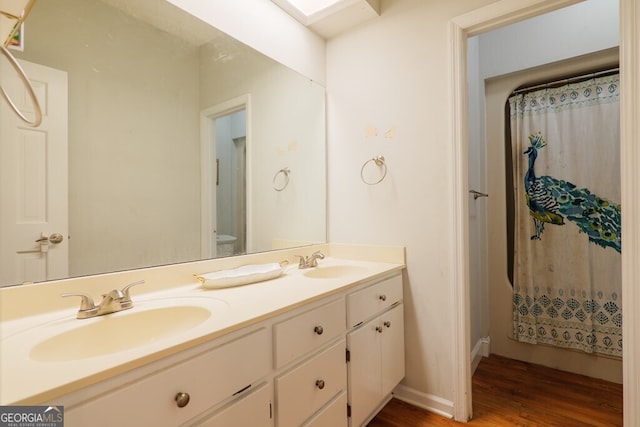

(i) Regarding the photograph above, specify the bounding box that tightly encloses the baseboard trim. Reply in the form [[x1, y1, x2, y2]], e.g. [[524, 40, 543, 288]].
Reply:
[[471, 336, 490, 374], [392, 384, 454, 419]]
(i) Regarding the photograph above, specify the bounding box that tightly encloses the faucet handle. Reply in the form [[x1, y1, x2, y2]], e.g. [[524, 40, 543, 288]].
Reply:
[[61, 292, 95, 310], [61, 293, 98, 318], [295, 255, 307, 268], [121, 279, 145, 301]]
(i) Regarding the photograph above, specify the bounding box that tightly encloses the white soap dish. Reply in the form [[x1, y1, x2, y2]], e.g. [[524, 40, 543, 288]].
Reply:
[[195, 262, 286, 289]]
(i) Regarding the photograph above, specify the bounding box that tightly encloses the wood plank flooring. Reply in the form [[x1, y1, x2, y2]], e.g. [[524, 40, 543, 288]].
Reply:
[[367, 355, 623, 426]]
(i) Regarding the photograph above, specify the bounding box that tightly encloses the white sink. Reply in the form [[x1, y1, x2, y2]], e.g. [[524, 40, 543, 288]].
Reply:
[[303, 265, 368, 279], [30, 305, 212, 361], [1, 295, 229, 363]]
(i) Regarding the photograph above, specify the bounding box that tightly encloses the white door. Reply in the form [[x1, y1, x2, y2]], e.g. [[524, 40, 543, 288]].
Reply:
[[347, 320, 382, 427], [0, 59, 68, 286]]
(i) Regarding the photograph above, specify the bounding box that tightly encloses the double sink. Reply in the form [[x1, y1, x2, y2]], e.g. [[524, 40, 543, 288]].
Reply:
[[3, 261, 368, 363]]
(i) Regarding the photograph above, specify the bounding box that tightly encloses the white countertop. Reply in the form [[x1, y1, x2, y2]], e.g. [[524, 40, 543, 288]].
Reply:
[[0, 254, 404, 405]]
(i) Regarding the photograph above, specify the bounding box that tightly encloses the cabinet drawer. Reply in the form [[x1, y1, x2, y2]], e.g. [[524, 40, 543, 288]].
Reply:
[[347, 274, 402, 327], [275, 340, 347, 427], [187, 382, 272, 427], [274, 298, 345, 368], [303, 390, 348, 427], [66, 328, 271, 427]]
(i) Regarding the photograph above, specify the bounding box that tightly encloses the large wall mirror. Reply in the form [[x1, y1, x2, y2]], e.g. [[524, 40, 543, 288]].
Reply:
[[0, 0, 326, 287]]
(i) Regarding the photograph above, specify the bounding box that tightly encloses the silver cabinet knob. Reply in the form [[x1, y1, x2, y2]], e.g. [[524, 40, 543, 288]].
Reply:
[[314, 325, 324, 335], [375, 326, 383, 333], [175, 392, 190, 408], [315, 379, 325, 390], [384, 321, 391, 328], [379, 294, 387, 302]]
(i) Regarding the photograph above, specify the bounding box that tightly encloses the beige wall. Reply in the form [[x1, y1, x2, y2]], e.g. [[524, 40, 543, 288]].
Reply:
[[326, 0, 496, 405]]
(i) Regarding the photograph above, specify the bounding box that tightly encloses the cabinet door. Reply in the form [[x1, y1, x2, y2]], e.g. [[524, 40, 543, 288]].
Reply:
[[347, 321, 382, 427], [193, 382, 272, 427], [381, 304, 404, 396]]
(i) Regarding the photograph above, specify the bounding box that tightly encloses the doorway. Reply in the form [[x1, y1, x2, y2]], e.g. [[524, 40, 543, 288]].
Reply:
[[200, 95, 250, 259], [214, 112, 247, 257], [468, 0, 621, 380], [450, 0, 638, 423]]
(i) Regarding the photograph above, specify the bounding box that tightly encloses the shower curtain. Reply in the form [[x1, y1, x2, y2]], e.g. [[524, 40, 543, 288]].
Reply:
[[509, 73, 621, 357]]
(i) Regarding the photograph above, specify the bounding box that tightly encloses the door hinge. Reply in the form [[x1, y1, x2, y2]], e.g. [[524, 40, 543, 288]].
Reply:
[[346, 348, 350, 362], [347, 403, 352, 418]]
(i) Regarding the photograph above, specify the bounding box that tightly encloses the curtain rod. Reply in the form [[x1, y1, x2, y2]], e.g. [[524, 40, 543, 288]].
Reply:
[[510, 67, 619, 96]]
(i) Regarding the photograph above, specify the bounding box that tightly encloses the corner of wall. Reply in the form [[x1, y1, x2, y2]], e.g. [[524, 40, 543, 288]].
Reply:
[[392, 384, 455, 419]]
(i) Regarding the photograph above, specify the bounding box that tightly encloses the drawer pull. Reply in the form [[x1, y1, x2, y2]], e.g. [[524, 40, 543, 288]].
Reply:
[[175, 392, 190, 408], [379, 294, 387, 302], [375, 326, 383, 333], [313, 325, 324, 335], [384, 321, 391, 328], [315, 379, 326, 390]]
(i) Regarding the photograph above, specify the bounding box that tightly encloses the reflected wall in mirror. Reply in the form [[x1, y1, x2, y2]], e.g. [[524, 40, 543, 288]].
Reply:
[[0, 0, 326, 287]]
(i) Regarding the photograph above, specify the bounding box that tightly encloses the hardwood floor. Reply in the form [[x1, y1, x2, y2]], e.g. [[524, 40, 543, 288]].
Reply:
[[367, 355, 623, 426]]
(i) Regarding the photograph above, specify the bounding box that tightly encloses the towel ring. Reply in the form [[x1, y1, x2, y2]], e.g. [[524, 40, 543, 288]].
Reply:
[[273, 167, 290, 191], [360, 156, 387, 185], [0, 44, 42, 127]]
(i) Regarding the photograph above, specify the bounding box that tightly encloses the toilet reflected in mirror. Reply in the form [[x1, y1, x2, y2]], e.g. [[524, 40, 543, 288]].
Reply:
[[216, 234, 238, 257]]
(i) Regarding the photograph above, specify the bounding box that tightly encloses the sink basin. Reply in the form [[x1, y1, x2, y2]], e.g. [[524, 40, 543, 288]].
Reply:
[[303, 265, 368, 279], [30, 305, 212, 362]]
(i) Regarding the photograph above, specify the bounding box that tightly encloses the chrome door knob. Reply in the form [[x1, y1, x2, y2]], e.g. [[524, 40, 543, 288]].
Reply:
[[315, 379, 325, 390], [314, 325, 324, 335]]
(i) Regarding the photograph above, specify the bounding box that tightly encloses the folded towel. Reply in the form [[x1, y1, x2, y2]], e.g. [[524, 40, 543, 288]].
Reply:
[[195, 262, 285, 289]]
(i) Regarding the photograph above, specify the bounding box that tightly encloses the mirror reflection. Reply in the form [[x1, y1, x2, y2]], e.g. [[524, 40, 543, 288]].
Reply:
[[0, 0, 326, 287]]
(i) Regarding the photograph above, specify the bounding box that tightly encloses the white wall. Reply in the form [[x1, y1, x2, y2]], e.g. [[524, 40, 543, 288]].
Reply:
[[478, 0, 619, 79], [467, 36, 490, 367], [326, 0, 498, 408]]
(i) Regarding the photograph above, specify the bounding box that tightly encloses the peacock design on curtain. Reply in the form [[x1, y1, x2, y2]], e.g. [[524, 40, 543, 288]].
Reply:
[[510, 73, 622, 357], [523, 132, 621, 253]]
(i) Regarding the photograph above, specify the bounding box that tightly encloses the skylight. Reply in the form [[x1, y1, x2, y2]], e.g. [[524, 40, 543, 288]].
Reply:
[[272, 0, 346, 25], [285, 0, 342, 16]]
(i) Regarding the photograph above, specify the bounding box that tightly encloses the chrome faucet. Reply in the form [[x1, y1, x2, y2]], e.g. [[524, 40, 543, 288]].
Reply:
[[296, 251, 325, 269], [61, 280, 145, 319]]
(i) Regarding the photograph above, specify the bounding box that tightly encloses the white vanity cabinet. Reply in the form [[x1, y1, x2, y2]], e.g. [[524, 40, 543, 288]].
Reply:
[[64, 327, 272, 427], [346, 274, 405, 427], [54, 267, 405, 427]]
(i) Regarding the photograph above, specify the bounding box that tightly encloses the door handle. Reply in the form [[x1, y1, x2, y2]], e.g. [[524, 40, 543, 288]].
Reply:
[[35, 232, 64, 244]]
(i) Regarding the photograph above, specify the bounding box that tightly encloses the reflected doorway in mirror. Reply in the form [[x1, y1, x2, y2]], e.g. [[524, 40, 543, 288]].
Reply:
[[201, 96, 249, 259]]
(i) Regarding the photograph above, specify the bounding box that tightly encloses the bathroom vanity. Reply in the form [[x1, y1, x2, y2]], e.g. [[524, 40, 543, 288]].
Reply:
[[0, 245, 405, 427]]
